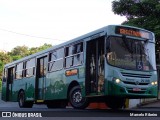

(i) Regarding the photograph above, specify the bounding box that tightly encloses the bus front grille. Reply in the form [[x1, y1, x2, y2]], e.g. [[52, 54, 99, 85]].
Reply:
[[123, 81, 149, 85], [121, 72, 151, 78]]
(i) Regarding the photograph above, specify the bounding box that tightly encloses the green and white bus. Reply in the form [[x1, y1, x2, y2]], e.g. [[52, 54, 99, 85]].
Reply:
[[1, 25, 158, 109]]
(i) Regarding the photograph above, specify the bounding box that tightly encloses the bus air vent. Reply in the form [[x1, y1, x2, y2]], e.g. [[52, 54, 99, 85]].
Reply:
[[123, 81, 149, 85], [121, 72, 151, 78]]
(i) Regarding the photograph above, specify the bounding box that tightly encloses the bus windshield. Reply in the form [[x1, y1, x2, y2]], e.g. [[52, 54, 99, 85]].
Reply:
[[107, 36, 156, 71]]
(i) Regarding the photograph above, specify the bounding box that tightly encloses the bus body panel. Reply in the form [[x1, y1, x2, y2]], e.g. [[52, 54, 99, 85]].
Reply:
[[45, 70, 67, 100], [2, 82, 7, 101], [44, 66, 86, 100], [11, 77, 35, 101]]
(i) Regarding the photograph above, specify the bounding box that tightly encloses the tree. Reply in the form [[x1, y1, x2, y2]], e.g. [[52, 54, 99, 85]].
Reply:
[[37, 43, 52, 52], [8, 43, 52, 61], [112, 0, 160, 53], [29, 47, 39, 55], [112, 0, 160, 27], [9, 45, 29, 61], [29, 43, 52, 55], [0, 52, 12, 79]]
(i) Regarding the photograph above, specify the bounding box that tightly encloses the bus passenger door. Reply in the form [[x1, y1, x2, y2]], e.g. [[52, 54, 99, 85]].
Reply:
[[86, 37, 105, 95], [6, 67, 15, 101], [36, 56, 47, 100]]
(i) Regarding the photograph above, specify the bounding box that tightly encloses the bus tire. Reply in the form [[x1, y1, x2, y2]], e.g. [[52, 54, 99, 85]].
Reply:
[[69, 86, 89, 109], [105, 97, 125, 109], [18, 91, 33, 108]]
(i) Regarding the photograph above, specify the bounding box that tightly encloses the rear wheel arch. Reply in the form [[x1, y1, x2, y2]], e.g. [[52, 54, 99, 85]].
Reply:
[[17, 89, 25, 101], [18, 89, 33, 108]]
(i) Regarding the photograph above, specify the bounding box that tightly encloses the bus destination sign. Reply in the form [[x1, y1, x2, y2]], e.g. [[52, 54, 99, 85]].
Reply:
[[115, 26, 153, 39]]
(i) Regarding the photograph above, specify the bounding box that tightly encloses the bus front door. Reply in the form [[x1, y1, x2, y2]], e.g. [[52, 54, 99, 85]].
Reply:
[[86, 37, 105, 95], [36, 56, 47, 101]]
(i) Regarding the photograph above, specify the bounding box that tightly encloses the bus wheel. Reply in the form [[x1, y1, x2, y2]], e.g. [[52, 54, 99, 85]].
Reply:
[[18, 91, 33, 108], [69, 86, 89, 109], [105, 97, 125, 109]]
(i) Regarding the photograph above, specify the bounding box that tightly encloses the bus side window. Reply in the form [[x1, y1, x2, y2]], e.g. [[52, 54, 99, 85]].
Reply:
[[49, 48, 64, 71], [65, 42, 83, 68], [51, 51, 57, 61], [73, 42, 83, 66], [23, 58, 35, 77], [28, 58, 35, 77], [65, 46, 73, 68], [3, 68, 7, 82], [23, 61, 27, 77], [15, 62, 23, 79], [65, 47, 69, 57]]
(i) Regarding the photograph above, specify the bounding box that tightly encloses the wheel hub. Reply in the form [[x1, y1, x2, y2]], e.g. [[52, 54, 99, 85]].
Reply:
[[73, 91, 82, 103]]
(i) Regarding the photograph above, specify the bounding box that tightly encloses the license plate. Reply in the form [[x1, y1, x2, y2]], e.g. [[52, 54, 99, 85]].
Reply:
[[133, 88, 141, 91]]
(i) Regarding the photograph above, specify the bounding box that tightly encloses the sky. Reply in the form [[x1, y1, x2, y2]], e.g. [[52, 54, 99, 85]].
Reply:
[[0, 0, 126, 52]]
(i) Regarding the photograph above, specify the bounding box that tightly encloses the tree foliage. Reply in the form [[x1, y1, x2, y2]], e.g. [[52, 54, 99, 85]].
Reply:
[[0, 52, 12, 80], [29, 43, 52, 55], [8, 45, 29, 61], [112, 0, 160, 53]]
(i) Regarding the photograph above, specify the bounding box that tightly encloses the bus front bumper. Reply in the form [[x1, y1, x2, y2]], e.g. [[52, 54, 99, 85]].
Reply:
[[107, 81, 158, 98]]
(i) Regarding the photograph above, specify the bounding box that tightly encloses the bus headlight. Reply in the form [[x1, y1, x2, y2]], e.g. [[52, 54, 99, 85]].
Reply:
[[112, 78, 121, 84], [115, 79, 121, 83], [151, 81, 157, 85], [154, 81, 157, 85], [151, 82, 155, 85]]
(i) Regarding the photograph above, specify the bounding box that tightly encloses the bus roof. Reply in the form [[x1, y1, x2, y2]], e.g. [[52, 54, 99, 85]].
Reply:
[[4, 25, 154, 68]]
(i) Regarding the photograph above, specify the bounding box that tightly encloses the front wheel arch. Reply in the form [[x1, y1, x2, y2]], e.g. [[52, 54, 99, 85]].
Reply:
[[67, 81, 79, 98]]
